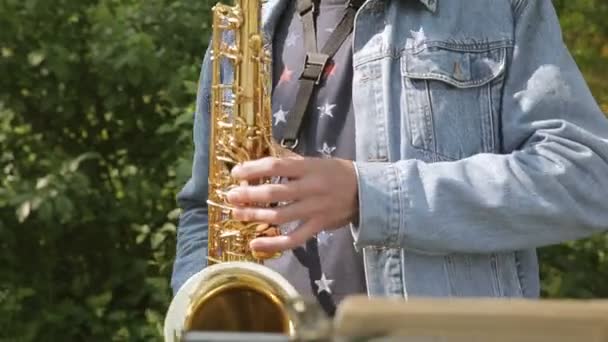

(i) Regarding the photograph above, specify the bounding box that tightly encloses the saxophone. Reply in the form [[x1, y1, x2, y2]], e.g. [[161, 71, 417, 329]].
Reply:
[[164, 0, 328, 340]]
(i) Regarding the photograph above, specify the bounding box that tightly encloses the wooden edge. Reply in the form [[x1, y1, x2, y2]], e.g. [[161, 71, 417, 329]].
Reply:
[[333, 296, 608, 339]]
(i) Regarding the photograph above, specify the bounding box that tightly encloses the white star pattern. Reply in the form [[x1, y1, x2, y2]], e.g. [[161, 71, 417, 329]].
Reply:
[[317, 103, 336, 118], [285, 33, 298, 47], [410, 27, 426, 44], [317, 142, 336, 158], [325, 27, 334, 33], [273, 106, 288, 125], [314, 273, 334, 294], [316, 231, 333, 246]]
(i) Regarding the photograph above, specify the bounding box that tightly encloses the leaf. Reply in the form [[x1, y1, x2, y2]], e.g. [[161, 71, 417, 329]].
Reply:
[[107, 310, 127, 322], [155, 123, 174, 134], [35, 176, 51, 189], [145, 309, 162, 324], [54, 195, 74, 222], [175, 110, 194, 126], [16, 287, 35, 299], [16, 201, 31, 223], [86, 292, 113, 318], [1, 47, 14, 58], [167, 208, 181, 221], [27, 51, 45, 66], [160, 222, 176, 234], [67, 152, 100, 173], [150, 232, 166, 249], [30, 196, 42, 210], [601, 44, 608, 58], [182, 80, 198, 95], [134, 224, 151, 244], [37, 201, 53, 222]]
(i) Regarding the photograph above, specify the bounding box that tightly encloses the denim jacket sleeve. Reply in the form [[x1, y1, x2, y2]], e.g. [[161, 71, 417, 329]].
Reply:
[[171, 47, 212, 294], [352, 0, 608, 254]]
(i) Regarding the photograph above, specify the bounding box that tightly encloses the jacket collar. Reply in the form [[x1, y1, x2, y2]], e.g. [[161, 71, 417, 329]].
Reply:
[[418, 0, 437, 12], [262, 0, 437, 44]]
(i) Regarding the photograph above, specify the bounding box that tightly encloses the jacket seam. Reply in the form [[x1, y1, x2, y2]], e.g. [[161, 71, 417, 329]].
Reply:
[[389, 164, 401, 247], [353, 39, 515, 68], [487, 77, 496, 152], [400, 248, 408, 299], [411, 145, 456, 162], [406, 39, 515, 54], [401, 47, 508, 88], [490, 253, 503, 296], [514, 251, 526, 296], [511, 0, 530, 20], [396, 163, 410, 252]]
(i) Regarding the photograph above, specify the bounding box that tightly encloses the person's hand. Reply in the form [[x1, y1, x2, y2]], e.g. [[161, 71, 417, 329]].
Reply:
[[226, 155, 359, 254]]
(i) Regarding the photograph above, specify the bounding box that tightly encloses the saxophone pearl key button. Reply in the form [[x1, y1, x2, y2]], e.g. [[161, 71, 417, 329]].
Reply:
[[255, 223, 270, 233], [255, 223, 280, 237]]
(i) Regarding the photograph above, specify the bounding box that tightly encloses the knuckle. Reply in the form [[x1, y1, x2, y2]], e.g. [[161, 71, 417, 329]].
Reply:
[[262, 187, 278, 202], [308, 180, 325, 194], [238, 210, 249, 221], [274, 184, 293, 200], [237, 188, 251, 202], [240, 209, 254, 221], [287, 182, 301, 196], [232, 208, 243, 220], [250, 186, 274, 203], [247, 209, 260, 222], [268, 210, 284, 224], [308, 200, 327, 217], [267, 157, 284, 171]]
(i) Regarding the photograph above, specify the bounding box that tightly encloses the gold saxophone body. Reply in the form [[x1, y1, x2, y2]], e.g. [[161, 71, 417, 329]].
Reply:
[[164, 0, 328, 340]]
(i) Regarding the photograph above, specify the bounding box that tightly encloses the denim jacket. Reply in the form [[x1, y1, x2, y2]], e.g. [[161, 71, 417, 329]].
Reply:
[[172, 0, 608, 298]]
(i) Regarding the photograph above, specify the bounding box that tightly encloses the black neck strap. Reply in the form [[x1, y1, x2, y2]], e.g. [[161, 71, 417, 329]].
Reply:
[[280, 0, 364, 150], [292, 238, 336, 316]]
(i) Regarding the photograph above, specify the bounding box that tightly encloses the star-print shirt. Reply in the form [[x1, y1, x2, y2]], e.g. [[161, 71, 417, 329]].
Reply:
[[264, 0, 367, 312]]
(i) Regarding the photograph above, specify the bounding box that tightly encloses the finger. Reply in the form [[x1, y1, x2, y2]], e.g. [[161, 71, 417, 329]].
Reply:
[[231, 157, 307, 180], [250, 219, 321, 253], [231, 197, 321, 225], [226, 181, 305, 204]]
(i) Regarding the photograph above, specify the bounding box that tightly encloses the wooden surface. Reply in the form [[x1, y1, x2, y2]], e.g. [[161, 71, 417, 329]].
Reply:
[[334, 296, 608, 342]]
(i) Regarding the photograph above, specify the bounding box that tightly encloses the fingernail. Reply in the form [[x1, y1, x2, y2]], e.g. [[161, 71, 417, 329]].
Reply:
[[251, 240, 278, 259], [250, 239, 266, 251], [231, 207, 242, 220], [231, 164, 242, 177], [226, 188, 240, 202]]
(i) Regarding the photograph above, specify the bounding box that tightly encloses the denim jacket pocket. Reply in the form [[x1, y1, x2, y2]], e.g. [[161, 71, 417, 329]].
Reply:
[[400, 42, 509, 161]]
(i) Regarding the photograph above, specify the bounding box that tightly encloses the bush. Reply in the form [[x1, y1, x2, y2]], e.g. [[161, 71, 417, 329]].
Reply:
[[0, 0, 606, 341], [0, 0, 209, 340]]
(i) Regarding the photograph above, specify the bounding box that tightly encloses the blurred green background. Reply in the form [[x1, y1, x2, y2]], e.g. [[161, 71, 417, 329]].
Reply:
[[0, 0, 606, 341]]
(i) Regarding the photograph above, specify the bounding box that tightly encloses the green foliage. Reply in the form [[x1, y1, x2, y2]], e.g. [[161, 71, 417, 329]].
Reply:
[[553, 0, 608, 112], [0, 0, 606, 341], [0, 0, 209, 340], [539, 0, 608, 299]]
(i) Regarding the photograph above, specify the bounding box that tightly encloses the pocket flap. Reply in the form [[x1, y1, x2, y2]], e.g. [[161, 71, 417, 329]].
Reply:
[[401, 44, 508, 88]]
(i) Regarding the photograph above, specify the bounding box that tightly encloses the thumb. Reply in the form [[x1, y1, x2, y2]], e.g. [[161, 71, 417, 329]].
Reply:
[[250, 219, 320, 253]]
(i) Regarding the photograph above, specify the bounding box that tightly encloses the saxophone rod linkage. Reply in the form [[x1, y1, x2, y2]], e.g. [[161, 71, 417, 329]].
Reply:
[[207, 199, 234, 211]]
